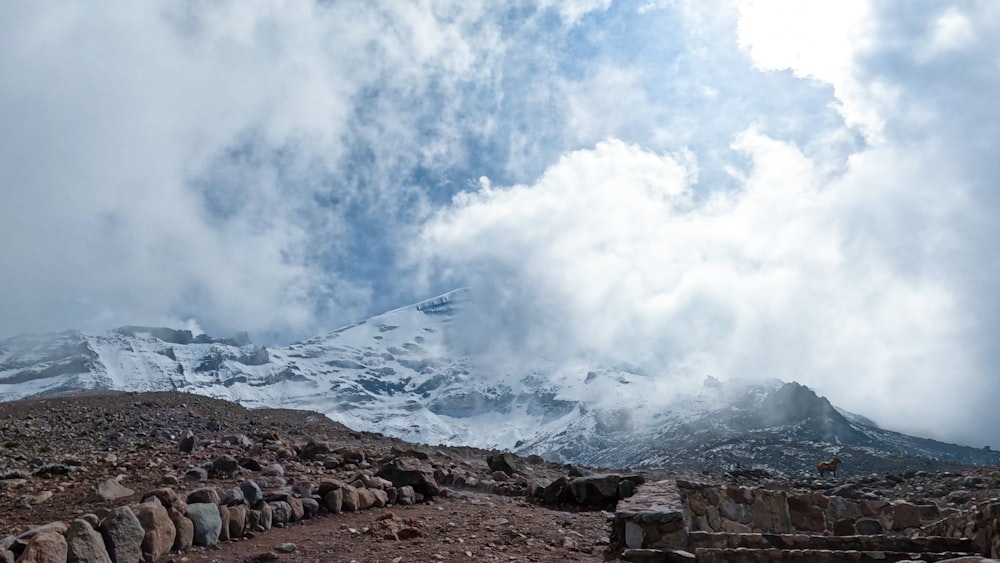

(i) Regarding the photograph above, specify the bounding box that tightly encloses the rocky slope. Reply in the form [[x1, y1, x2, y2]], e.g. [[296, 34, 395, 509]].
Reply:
[[0, 391, 613, 562], [2, 290, 998, 475], [3, 391, 1000, 562]]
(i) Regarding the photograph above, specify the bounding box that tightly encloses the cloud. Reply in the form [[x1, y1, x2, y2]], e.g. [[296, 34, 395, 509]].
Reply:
[[0, 1, 540, 341], [3, 1, 1000, 450], [414, 1, 1000, 448]]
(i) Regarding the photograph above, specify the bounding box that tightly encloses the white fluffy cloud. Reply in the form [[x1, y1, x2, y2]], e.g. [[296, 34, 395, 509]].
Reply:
[[417, 129, 976, 442], [4, 1, 1000, 447], [0, 1, 532, 340], [415, 1, 1000, 446]]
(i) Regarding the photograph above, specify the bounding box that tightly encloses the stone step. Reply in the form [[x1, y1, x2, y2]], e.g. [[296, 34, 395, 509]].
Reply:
[[687, 531, 974, 553], [693, 547, 979, 563]]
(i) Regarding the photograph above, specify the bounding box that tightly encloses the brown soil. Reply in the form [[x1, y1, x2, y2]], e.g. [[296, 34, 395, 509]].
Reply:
[[170, 492, 610, 562]]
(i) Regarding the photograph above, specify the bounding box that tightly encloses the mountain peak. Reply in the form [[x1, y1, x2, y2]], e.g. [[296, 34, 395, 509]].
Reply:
[[759, 381, 859, 442], [3, 291, 1000, 474]]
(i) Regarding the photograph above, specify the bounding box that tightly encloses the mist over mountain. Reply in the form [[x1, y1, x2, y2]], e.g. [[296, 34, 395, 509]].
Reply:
[[2, 290, 996, 475]]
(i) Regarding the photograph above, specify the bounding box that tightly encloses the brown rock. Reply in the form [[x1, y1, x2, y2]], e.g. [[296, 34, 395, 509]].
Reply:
[[260, 502, 273, 530], [15, 530, 67, 563], [357, 487, 377, 510], [187, 486, 221, 505], [833, 518, 856, 536], [324, 489, 343, 514], [861, 499, 889, 517], [371, 488, 389, 508], [183, 467, 208, 482], [719, 497, 750, 524], [218, 505, 231, 541], [141, 487, 185, 514], [888, 502, 922, 530], [366, 512, 425, 540], [342, 486, 360, 512], [134, 502, 175, 559], [317, 479, 344, 498], [169, 512, 193, 552], [486, 453, 518, 475], [688, 491, 707, 516], [788, 495, 826, 532], [749, 489, 790, 532], [287, 496, 304, 521], [228, 505, 247, 539], [337, 447, 365, 464]]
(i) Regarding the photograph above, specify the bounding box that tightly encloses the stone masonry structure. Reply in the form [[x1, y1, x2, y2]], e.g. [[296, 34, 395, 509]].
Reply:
[[614, 478, 1000, 562]]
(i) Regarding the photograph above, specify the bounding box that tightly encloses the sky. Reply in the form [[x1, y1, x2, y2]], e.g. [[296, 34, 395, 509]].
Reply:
[[2, 1, 999, 447]]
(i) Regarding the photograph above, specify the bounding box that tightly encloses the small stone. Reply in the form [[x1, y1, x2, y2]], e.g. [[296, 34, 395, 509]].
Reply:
[[184, 467, 208, 483], [178, 430, 196, 453], [84, 479, 135, 503], [14, 491, 53, 508], [239, 458, 264, 472], [274, 542, 296, 553], [210, 455, 240, 478]]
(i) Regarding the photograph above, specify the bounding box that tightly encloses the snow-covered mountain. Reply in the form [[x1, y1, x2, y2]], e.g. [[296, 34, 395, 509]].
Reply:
[[2, 289, 997, 475]]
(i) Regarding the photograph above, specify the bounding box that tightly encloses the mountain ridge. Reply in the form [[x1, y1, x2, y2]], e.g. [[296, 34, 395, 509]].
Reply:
[[2, 289, 997, 475]]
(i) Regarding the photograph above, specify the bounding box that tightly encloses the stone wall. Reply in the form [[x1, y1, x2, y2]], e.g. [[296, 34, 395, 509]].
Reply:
[[924, 498, 1000, 556], [1, 456, 438, 562], [612, 480, 689, 550], [677, 479, 946, 537]]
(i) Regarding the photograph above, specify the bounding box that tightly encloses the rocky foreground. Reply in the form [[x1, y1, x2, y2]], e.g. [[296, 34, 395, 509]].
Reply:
[[2, 391, 1000, 562], [0, 391, 633, 562]]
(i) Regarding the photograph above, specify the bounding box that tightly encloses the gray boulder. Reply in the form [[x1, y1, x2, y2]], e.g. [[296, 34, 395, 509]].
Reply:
[[396, 486, 416, 506], [376, 458, 440, 498], [324, 489, 343, 514], [66, 519, 112, 563], [186, 503, 222, 547], [99, 506, 144, 563], [210, 455, 240, 478], [269, 501, 292, 526], [240, 481, 264, 507], [486, 453, 519, 476]]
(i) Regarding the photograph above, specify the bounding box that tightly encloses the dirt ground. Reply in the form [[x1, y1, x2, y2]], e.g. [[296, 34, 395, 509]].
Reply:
[[0, 391, 618, 562], [171, 491, 612, 562]]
